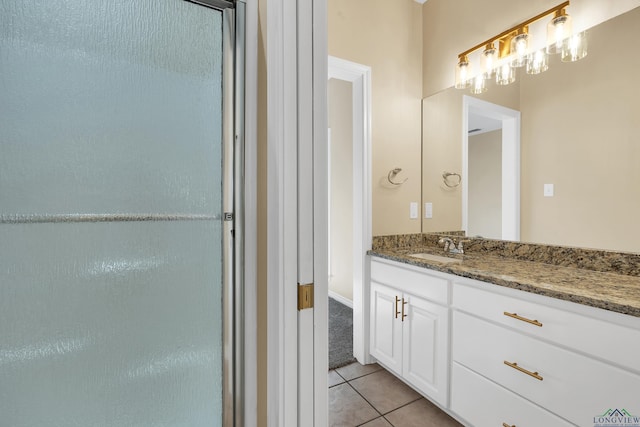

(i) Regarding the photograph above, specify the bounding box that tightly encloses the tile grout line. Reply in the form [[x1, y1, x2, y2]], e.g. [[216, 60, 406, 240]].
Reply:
[[330, 365, 385, 426], [330, 364, 428, 427], [345, 381, 384, 422], [380, 396, 424, 416], [347, 370, 423, 415], [334, 364, 383, 382], [347, 372, 422, 425]]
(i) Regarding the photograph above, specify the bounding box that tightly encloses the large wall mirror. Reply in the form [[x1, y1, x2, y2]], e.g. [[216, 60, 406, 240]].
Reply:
[[421, 6, 640, 253]]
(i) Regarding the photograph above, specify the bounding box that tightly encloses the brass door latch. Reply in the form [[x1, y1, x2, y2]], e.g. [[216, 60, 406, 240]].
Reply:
[[298, 283, 314, 310]]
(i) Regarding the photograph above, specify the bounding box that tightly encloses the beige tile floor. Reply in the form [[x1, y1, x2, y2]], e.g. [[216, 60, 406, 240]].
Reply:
[[329, 362, 463, 427]]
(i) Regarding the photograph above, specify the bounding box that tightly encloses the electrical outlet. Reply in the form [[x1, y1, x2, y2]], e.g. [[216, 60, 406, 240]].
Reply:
[[410, 202, 418, 219], [425, 202, 433, 219], [544, 183, 554, 197]]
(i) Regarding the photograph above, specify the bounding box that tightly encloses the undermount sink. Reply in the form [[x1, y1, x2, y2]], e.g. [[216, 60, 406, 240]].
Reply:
[[410, 253, 463, 264]]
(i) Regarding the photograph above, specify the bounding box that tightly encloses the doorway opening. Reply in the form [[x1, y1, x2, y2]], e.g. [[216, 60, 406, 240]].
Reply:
[[327, 56, 372, 372], [462, 96, 521, 241]]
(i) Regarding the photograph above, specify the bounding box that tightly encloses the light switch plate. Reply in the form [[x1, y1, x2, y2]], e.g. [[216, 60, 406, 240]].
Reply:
[[544, 183, 554, 197], [425, 202, 433, 219]]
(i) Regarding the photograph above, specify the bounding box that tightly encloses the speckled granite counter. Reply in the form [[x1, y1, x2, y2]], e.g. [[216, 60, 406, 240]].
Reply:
[[369, 245, 640, 318]]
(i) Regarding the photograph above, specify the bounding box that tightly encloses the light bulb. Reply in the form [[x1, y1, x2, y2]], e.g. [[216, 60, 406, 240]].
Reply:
[[481, 43, 498, 79], [526, 49, 549, 75], [455, 56, 472, 89], [496, 62, 516, 85], [470, 74, 487, 94], [562, 32, 588, 62], [510, 29, 529, 68], [547, 9, 572, 54]]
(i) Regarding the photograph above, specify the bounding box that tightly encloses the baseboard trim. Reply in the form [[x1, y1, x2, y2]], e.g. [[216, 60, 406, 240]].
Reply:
[[328, 290, 353, 309]]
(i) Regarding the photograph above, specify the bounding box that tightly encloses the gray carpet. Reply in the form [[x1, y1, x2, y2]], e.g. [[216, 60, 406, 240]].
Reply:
[[329, 297, 356, 370]]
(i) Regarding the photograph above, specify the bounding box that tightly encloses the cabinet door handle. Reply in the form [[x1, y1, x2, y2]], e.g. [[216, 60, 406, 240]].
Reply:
[[504, 311, 543, 327], [395, 296, 401, 319], [401, 298, 408, 321], [502, 423, 516, 427], [504, 360, 543, 381]]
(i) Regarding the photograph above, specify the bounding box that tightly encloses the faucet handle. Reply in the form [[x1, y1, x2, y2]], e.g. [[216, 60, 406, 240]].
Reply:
[[457, 239, 471, 253]]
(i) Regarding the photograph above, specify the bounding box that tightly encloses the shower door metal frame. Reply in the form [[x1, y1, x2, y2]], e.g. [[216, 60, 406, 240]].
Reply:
[[224, 3, 245, 427], [191, 0, 246, 425]]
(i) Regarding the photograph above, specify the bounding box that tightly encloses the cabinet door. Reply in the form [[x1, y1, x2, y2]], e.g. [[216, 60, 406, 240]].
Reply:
[[370, 281, 403, 375], [403, 295, 449, 407]]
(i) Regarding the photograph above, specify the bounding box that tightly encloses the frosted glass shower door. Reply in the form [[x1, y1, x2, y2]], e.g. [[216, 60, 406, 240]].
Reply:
[[0, 1, 231, 426]]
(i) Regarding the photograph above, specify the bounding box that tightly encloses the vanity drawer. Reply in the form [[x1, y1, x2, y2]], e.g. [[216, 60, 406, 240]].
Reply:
[[453, 311, 640, 426], [453, 281, 640, 372], [371, 259, 449, 304], [451, 362, 573, 427]]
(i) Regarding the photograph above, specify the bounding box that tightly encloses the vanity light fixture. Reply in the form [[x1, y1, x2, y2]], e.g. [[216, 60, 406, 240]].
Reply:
[[454, 1, 588, 93]]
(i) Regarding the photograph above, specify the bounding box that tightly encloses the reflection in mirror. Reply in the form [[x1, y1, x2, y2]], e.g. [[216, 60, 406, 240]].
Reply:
[[468, 113, 502, 239], [422, 6, 640, 253], [465, 97, 521, 241]]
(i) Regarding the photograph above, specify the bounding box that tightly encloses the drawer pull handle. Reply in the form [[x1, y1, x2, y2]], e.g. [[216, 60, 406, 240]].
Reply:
[[401, 298, 408, 321], [504, 360, 543, 381], [504, 311, 543, 327], [395, 296, 401, 319], [502, 423, 516, 427]]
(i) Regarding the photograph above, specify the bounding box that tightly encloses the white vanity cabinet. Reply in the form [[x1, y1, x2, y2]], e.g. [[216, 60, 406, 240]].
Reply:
[[451, 279, 640, 427], [369, 258, 450, 407], [368, 254, 640, 427]]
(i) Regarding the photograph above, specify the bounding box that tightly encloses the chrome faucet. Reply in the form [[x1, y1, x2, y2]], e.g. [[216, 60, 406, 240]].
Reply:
[[438, 237, 470, 254]]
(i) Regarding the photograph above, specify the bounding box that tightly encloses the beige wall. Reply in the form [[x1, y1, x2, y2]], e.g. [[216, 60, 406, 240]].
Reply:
[[328, 79, 354, 301], [468, 130, 502, 239], [519, 7, 640, 252], [422, 0, 640, 97], [329, 0, 423, 235]]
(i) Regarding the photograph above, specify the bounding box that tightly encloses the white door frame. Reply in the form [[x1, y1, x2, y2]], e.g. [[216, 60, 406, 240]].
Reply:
[[266, 0, 301, 424], [266, 0, 328, 424], [327, 56, 372, 365], [241, 0, 258, 425], [462, 95, 521, 241]]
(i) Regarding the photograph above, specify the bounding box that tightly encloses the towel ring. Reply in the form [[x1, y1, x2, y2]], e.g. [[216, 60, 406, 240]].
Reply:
[[442, 171, 461, 188], [388, 168, 408, 185]]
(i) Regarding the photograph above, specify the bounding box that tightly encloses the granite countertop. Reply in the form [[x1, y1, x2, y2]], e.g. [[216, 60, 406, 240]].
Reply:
[[369, 247, 640, 318]]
